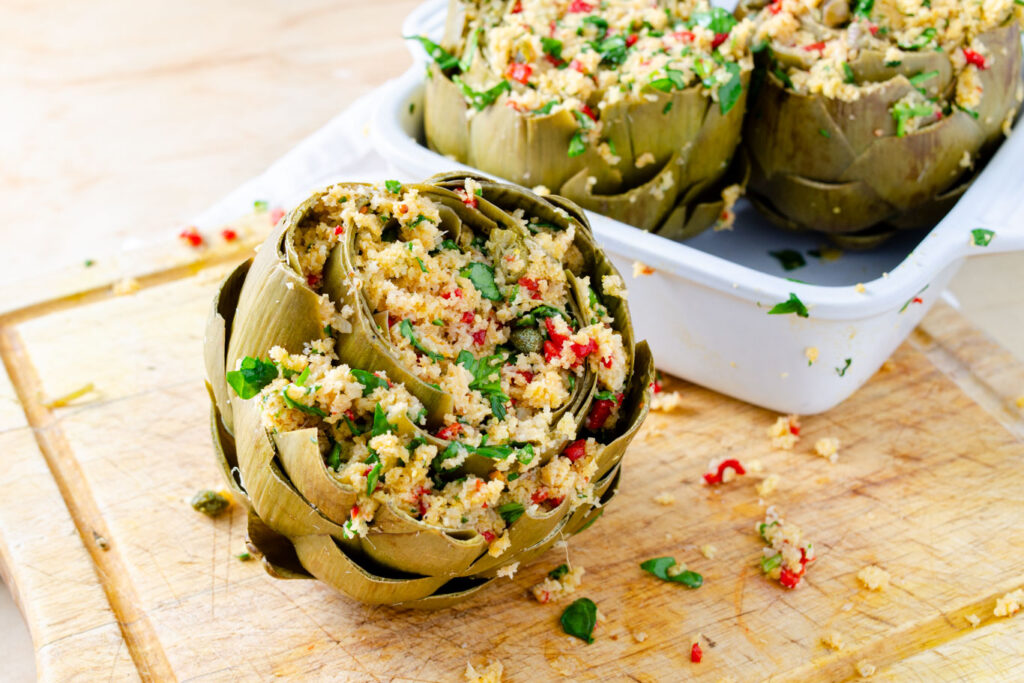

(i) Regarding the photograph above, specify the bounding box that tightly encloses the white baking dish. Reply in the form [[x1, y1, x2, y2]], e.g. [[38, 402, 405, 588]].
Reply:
[[369, 0, 1024, 414]]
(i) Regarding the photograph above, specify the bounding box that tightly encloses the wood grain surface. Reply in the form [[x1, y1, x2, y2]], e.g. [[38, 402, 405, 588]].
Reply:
[[0, 237, 1022, 681]]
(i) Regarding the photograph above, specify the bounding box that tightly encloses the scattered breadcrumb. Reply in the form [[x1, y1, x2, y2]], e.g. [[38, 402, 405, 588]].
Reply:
[[632, 631, 648, 643], [704, 457, 746, 485], [651, 390, 685, 412], [814, 437, 841, 464], [821, 631, 845, 651], [464, 659, 503, 683], [496, 562, 520, 579], [965, 613, 981, 628], [756, 474, 780, 497], [700, 544, 717, 559], [714, 184, 743, 232], [1015, 395, 1024, 410], [857, 565, 891, 591], [994, 589, 1024, 617], [746, 459, 764, 474], [112, 277, 141, 296], [532, 565, 585, 603], [768, 415, 801, 450], [757, 507, 814, 588], [855, 283, 866, 294], [653, 492, 676, 506], [632, 261, 655, 277], [805, 347, 819, 365], [856, 660, 876, 678]]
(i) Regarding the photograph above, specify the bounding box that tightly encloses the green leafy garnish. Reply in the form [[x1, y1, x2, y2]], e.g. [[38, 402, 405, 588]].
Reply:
[[460, 262, 502, 301], [541, 37, 563, 61], [718, 62, 743, 115], [282, 388, 328, 417], [835, 358, 852, 377], [818, 128, 831, 138], [649, 67, 686, 93], [456, 351, 510, 420], [772, 65, 794, 90], [459, 27, 480, 72], [768, 293, 809, 318], [590, 34, 628, 68], [441, 238, 459, 250], [226, 357, 278, 399], [892, 100, 937, 137], [453, 76, 511, 111], [406, 36, 459, 71], [366, 461, 382, 496], [909, 70, 939, 90], [497, 502, 525, 524], [399, 319, 444, 361], [582, 16, 609, 38], [370, 404, 395, 438], [326, 441, 342, 470], [561, 598, 598, 644], [971, 228, 995, 246], [662, 101, 673, 114], [409, 214, 435, 228], [842, 62, 856, 84], [640, 557, 704, 588], [900, 27, 937, 51], [351, 369, 388, 396], [760, 553, 783, 573], [549, 564, 570, 580], [568, 131, 588, 157], [769, 250, 807, 271], [416, 257, 428, 273], [534, 100, 558, 115], [687, 8, 737, 35], [853, 0, 874, 18], [385, 179, 402, 194]]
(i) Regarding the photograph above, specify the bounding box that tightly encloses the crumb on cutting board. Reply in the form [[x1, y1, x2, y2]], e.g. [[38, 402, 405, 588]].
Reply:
[[965, 613, 981, 628], [700, 544, 717, 559], [805, 346, 819, 365], [856, 660, 876, 678], [821, 631, 845, 651], [768, 415, 801, 450], [857, 565, 891, 591], [756, 474, 780, 497], [994, 589, 1024, 617], [651, 390, 685, 412], [814, 437, 841, 463], [464, 659, 503, 683], [532, 564, 584, 604], [653, 492, 676, 506], [631, 630, 648, 643], [112, 277, 141, 296], [495, 562, 519, 580]]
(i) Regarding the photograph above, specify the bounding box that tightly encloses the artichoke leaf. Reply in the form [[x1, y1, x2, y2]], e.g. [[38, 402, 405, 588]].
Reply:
[[273, 428, 357, 526], [204, 259, 251, 434], [361, 504, 486, 577]]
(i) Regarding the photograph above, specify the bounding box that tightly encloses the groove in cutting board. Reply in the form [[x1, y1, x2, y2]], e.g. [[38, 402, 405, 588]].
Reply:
[[0, 325, 176, 682]]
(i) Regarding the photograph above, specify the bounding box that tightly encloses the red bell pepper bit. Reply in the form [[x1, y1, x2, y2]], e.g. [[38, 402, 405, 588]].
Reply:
[[868, 24, 879, 36], [518, 277, 539, 292], [461, 311, 475, 325], [703, 458, 746, 485], [586, 399, 614, 431], [625, 34, 638, 48], [544, 54, 565, 67], [436, 423, 463, 441], [456, 188, 478, 209], [563, 439, 587, 463], [549, 496, 565, 507], [711, 32, 729, 49], [651, 376, 663, 394], [803, 41, 826, 52], [600, 356, 613, 369], [570, 339, 598, 367], [269, 207, 285, 225], [350, 504, 360, 519], [482, 530, 496, 543], [963, 49, 988, 70], [505, 62, 533, 84], [510, 0, 522, 13], [306, 273, 321, 288], [779, 548, 813, 588], [568, 0, 593, 12], [472, 328, 487, 345], [415, 486, 431, 517], [178, 227, 203, 247], [674, 30, 695, 42], [580, 104, 598, 122], [519, 370, 534, 383], [570, 59, 586, 74], [221, 228, 238, 242], [768, 0, 783, 14], [691, 643, 703, 663], [334, 225, 344, 235], [531, 490, 549, 504], [545, 317, 569, 345], [543, 340, 561, 363]]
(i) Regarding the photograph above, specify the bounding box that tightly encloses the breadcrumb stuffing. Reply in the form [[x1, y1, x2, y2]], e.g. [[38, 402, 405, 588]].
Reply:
[[821, 631, 845, 651], [632, 631, 648, 643], [857, 565, 891, 591], [965, 613, 981, 628], [856, 660, 876, 678], [1015, 395, 1024, 410], [464, 659, 504, 683], [768, 415, 801, 450], [714, 184, 744, 232], [653, 492, 676, 506], [651, 390, 685, 412], [532, 565, 585, 604], [632, 261, 655, 277], [994, 589, 1024, 617], [855, 283, 866, 294], [814, 437, 841, 464], [496, 562, 520, 579], [700, 544, 717, 559], [756, 474, 780, 497], [757, 506, 814, 588], [805, 347, 819, 365], [112, 277, 141, 296]]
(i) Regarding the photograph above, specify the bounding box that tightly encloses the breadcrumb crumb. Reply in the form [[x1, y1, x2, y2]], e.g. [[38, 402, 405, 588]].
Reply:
[[653, 492, 676, 506], [651, 390, 685, 412], [821, 631, 845, 651], [532, 565, 585, 603], [768, 415, 801, 450], [496, 562, 520, 579], [805, 347, 819, 365], [994, 589, 1024, 617], [855, 283, 866, 294], [632, 631, 648, 643], [464, 659, 503, 683], [814, 437, 840, 463], [857, 565, 890, 591], [756, 474, 780, 497], [632, 261, 655, 277], [112, 277, 141, 296], [700, 544, 717, 559], [856, 660, 876, 678], [965, 613, 981, 628]]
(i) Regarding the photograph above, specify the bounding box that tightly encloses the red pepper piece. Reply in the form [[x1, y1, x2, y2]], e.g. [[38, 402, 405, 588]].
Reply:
[[601, 356, 613, 369], [779, 567, 802, 589], [269, 207, 285, 225], [674, 30, 695, 42], [963, 48, 987, 70], [803, 41, 826, 52], [768, 0, 783, 14], [545, 317, 569, 345], [548, 496, 565, 507], [586, 399, 614, 431], [691, 643, 703, 663], [350, 504, 360, 518], [518, 277, 539, 291], [626, 34, 638, 48], [703, 459, 746, 485], [570, 339, 598, 364], [543, 340, 561, 363], [510, 0, 522, 13], [221, 228, 237, 242], [868, 24, 879, 36], [570, 59, 586, 74], [472, 328, 487, 345], [568, 0, 593, 12], [482, 530, 496, 543], [306, 273, 321, 288], [179, 227, 203, 247], [334, 225, 344, 235], [461, 311, 475, 325], [711, 32, 729, 49], [436, 423, 462, 441], [519, 370, 534, 383], [505, 62, 533, 84], [580, 104, 598, 122], [456, 188, 478, 209], [563, 439, 587, 463]]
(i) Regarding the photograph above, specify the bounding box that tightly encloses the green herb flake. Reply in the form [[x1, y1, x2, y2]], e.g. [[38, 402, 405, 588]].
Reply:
[[236, 552, 253, 561], [400, 319, 444, 361], [835, 358, 853, 377], [568, 131, 587, 157], [366, 462, 382, 496], [760, 553, 783, 573], [853, 0, 874, 18], [687, 7, 738, 35], [842, 62, 856, 84], [971, 228, 995, 247], [662, 101, 673, 114], [769, 250, 807, 272], [406, 35, 459, 71], [84, 259, 95, 267], [282, 388, 328, 417], [385, 180, 402, 194], [718, 62, 743, 115], [456, 350, 510, 421], [253, 200, 269, 212], [561, 598, 598, 644], [453, 76, 511, 111], [640, 557, 704, 588], [226, 356, 279, 399], [541, 37, 563, 61], [767, 293, 810, 318], [351, 368, 388, 396], [818, 128, 831, 138], [460, 262, 502, 301], [416, 256, 428, 273], [326, 441, 342, 470], [497, 502, 525, 525], [549, 564, 570, 580]]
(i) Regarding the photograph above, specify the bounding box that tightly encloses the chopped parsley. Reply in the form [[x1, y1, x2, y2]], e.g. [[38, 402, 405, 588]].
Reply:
[[549, 564, 570, 580], [835, 358, 853, 377], [769, 249, 807, 271], [767, 293, 809, 318], [541, 37, 564, 61], [351, 368, 388, 396], [686, 7, 737, 35], [561, 598, 598, 644], [370, 404, 395, 438], [971, 228, 995, 246], [226, 356, 278, 399], [534, 100, 558, 115], [842, 62, 856, 84], [568, 131, 588, 157], [406, 35, 459, 71], [460, 262, 502, 301], [497, 502, 525, 525], [282, 388, 328, 417], [640, 557, 704, 588], [892, 100, 937, 137], [718, 62, 743, 115], [453, 76, 511, 111], [409, 214, 434, 228], [456, 350, 510, 420], [253, 199, 269, 212], [385, 179, 402, 194], [326, 442, 342, 470], [853, 0, 874, 18], [399, 319, 444, 361]]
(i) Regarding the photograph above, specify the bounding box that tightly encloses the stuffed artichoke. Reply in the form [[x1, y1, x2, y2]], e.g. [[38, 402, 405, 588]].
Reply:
[[740, 0, 1024, 248], [204, 173, 653, 607], [416, 0, 755, 239]]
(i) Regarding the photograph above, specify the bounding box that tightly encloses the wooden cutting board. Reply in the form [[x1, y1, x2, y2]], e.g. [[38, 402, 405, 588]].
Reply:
[[1, 228, 1022, 682]]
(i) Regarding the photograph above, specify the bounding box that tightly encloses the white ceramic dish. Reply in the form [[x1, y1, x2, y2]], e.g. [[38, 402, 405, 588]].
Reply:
[[371, 0, 1024, 414]]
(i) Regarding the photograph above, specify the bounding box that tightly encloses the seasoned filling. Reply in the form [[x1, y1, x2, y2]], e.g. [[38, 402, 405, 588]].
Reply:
[[757, 506, 815, 588]]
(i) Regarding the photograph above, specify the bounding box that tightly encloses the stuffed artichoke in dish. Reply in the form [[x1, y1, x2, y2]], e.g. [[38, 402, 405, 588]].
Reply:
[[417, 0, 755, 239], [205, 173, 653, 607], [740, 0, 1023, 248]]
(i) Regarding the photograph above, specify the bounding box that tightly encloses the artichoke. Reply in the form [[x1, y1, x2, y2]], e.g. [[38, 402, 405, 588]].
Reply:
[[204, 172, 653, 607], [740, 0, 1024, 248], [417, 0, 754, 240]]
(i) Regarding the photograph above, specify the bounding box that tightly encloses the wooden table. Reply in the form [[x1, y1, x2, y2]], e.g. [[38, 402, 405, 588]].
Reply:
[[3, 1, 1024, 681]]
